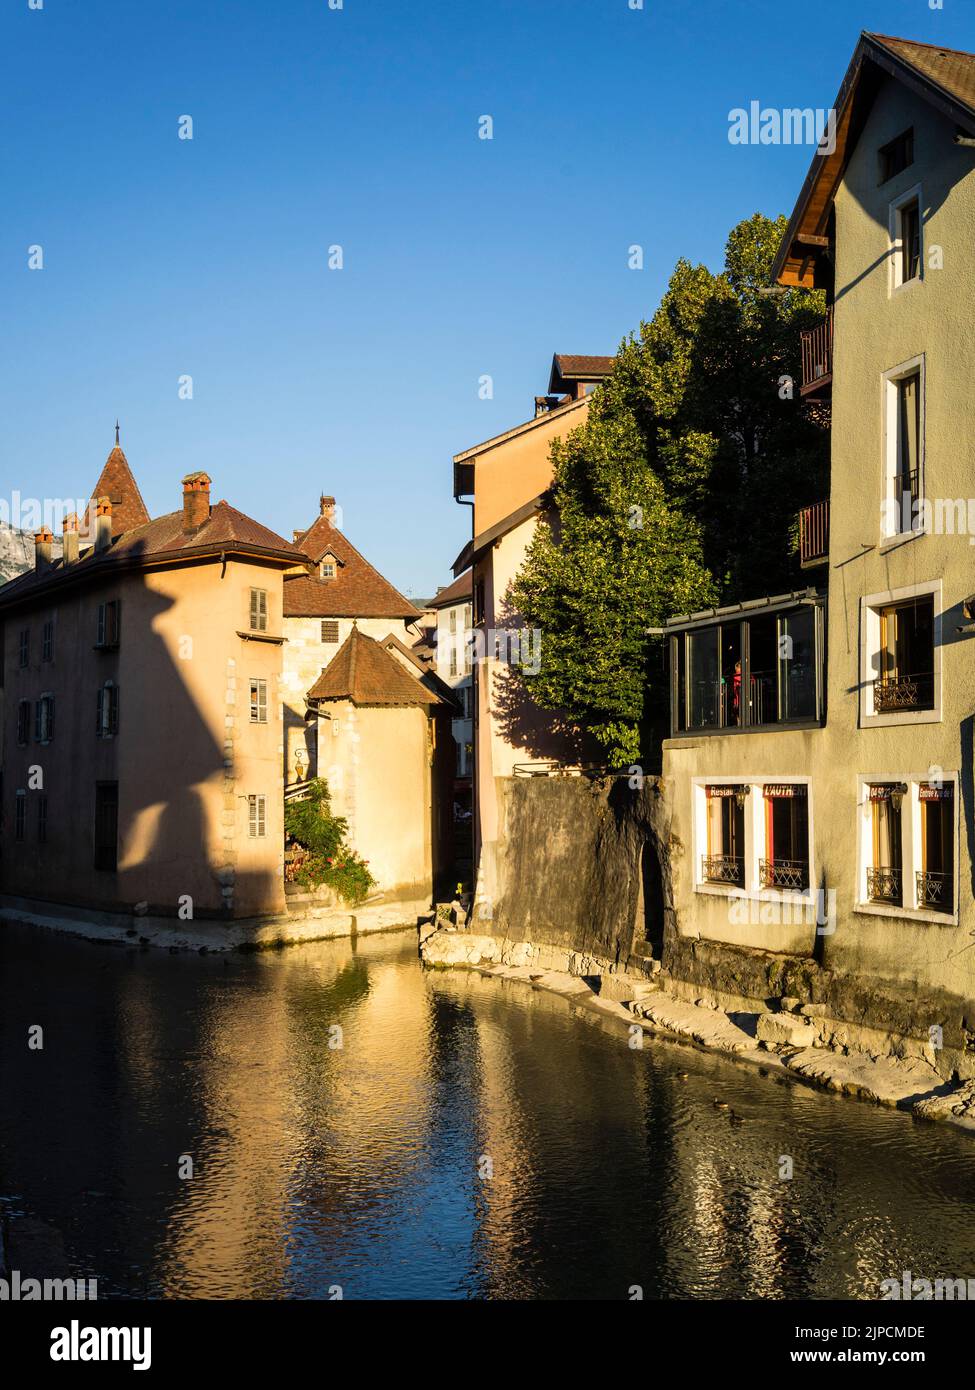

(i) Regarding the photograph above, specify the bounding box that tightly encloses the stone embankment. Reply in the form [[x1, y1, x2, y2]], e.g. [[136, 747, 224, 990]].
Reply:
[[420, 926, 973, 1134]]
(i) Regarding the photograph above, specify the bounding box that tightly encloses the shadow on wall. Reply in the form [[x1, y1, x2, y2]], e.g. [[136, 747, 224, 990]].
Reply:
[[488, 591, 601, 766], [5, 539, 283, 921]]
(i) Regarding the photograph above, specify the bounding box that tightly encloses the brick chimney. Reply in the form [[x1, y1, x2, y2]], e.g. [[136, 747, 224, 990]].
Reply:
[[34, 526, 54, 571], [62, 513, 80, 565], [182, 472, 211, 532], [319, 494, 336, 521], [95, 497, 113, 552]]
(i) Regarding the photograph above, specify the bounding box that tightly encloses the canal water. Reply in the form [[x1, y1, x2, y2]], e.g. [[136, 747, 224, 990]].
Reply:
[[2, 922, 975, 1300]]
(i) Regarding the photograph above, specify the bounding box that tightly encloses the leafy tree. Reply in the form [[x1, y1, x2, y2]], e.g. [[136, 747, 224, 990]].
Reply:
[[284, 777, 375, 904], [510, 213, 828, 764]]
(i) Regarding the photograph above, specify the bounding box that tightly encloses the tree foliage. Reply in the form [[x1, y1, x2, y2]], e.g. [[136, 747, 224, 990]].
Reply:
[[509, 213, 829, 764], [284, 777, 375, 904]]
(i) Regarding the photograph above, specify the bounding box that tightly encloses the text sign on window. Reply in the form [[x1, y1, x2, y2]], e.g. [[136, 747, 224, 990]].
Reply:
[[920, 784, 953, 801], [869, 785, 897, 802], [706, 785, 738, 799], [763, 784, 807, 799]]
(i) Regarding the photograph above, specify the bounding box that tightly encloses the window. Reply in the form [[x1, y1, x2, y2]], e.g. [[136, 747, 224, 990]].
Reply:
[[249, 678, 268, 723], [35, 694, 55, 743], [249, 588, 268, 632], [918, 783, 954, 913], [15, 790, 26, 842], [18, 628, 29, 668], [857, 775, 956, 917], [16, 700, 30, 746], [320, 559, 335, 580], [876, 595, 934, 713], [687, 628, 720, 729], [879, 128, 914, 183], [449, 644, 458, 677], [94, 782, 119, 870], [248, 794, 267, 837], [321, 619, 339, 644], [862, 582, 940, 725], [671, 602, 824, 735], [42, 619, 54, 663], [760, 785, 809, 890], [463, 638, 472, 677], [96, 682, 120, 737], [866, 784, 904, 905], [449, 609, 457, 634], [96, 600, 121, 649], [702, 786, 746, 884], [37, 794, 48, 845], [473, 578, 485, 625], [890, 189, 922, 290], [882, 359, 924, 537]]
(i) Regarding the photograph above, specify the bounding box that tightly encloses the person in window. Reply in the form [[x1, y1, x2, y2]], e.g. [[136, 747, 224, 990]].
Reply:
[[733, 661, 741, 719]]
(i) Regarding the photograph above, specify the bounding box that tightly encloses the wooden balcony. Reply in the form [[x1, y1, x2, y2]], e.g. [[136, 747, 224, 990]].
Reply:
[[798, 500, 829, 568], [800, 308, 833, 397]]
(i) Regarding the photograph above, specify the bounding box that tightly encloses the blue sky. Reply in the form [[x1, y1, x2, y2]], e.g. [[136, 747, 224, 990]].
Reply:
[[2, 0, 973, 598]]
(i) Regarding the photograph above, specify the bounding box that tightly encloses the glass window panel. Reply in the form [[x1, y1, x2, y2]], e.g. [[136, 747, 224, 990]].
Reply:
[[687, 629, 720, 729], [779, 608, 817, 721]]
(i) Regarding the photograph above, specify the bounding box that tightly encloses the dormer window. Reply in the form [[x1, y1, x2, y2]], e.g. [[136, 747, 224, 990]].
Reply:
[[320, 560, 335, 580], [879, 128, 914, 184]]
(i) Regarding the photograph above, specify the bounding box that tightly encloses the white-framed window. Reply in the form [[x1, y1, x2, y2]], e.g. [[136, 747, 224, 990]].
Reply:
[[881, 355, 924, 542], [692, 777, 815, 902], [249, 677, 268, 723], [96, 681, 119, 737], [320, 558, 336, 580], [856, 773, 957, 921], [248, 793, 267, 837], [860, 579, 940, 726], [889, 184, 923, 292]]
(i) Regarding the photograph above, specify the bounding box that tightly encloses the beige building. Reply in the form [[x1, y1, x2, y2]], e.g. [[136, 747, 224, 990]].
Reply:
[[452, 354, 614, 904], [426, 570, 474, 801], [306, 627, 454, 900], [281, 496, 423, 784], [0, 440, 306, 922], [662, 33, 975, 1068]]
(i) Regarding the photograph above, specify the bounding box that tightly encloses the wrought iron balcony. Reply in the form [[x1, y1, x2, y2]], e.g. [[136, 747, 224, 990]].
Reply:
[[874, 671, 935, 714], [917, 870, 952, 911], [759, 858, 809, 891], [800, 309, 833, 397], [866, 867, 902, 905], [702, 854, 743, 885], [798, 500, 829, 567]]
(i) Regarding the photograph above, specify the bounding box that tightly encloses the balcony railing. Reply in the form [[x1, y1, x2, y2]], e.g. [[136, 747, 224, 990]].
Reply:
[[917, 871, 952, 911], [800, 309, 833, 396], [759, 858, 809, 891], [874, 671, 935, 714], [702, 854, 743, 884], [799, 500, 829, 567], [867, 866, 902, 904]]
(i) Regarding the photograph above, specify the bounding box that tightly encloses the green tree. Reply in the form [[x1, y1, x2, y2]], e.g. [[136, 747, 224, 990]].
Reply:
[[510, 213, 828, 764], [284, 778, 376, 904]]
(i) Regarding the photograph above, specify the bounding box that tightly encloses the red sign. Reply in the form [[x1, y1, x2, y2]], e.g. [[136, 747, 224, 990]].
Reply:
[[706, 785, 739, 799], [763, 784, 807, 799], [920, 783, 953, 801]]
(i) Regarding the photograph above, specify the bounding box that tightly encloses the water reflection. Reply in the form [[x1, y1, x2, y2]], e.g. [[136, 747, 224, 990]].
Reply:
[[1, 924, 974, 1299]]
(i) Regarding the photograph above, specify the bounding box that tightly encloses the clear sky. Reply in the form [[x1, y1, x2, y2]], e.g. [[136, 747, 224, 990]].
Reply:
[[3, 0, 973, 598]]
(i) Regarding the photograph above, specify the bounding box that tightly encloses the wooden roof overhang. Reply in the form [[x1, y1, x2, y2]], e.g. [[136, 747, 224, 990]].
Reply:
[[772, 32, 975, 289]]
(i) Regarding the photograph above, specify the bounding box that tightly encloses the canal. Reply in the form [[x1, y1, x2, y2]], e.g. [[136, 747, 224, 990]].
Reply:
[[2, 922, 975, 1300]]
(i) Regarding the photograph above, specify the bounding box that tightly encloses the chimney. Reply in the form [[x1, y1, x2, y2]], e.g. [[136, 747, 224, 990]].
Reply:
[[182, 471, 211, 532], [34, 526, 54, 571], [62, 513, 80, 565], [95, 497, 113, 552], [320, 494, 336, 521]]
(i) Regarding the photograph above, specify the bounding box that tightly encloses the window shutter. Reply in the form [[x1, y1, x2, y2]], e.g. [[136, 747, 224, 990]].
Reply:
[[96, 688, 104, 735], [111, 601, 121, 646], [47, 696, 54, 741], [34, 701, 41, 741], [110, 687, 119, 735], [97, 604, 105, 647]]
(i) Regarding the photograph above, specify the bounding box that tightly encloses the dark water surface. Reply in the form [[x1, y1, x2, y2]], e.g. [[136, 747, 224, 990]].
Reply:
[[2, 923, 975, 1300]]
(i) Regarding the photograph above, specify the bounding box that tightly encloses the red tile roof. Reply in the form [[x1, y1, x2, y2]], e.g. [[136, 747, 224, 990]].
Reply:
[[869, 33, 975, 110], [307, 627, 444, 705], [84, 445, 151, 536], [552, 354, 615, 379], [285, 512, 420, 619], [426, 570, 473, 609]]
